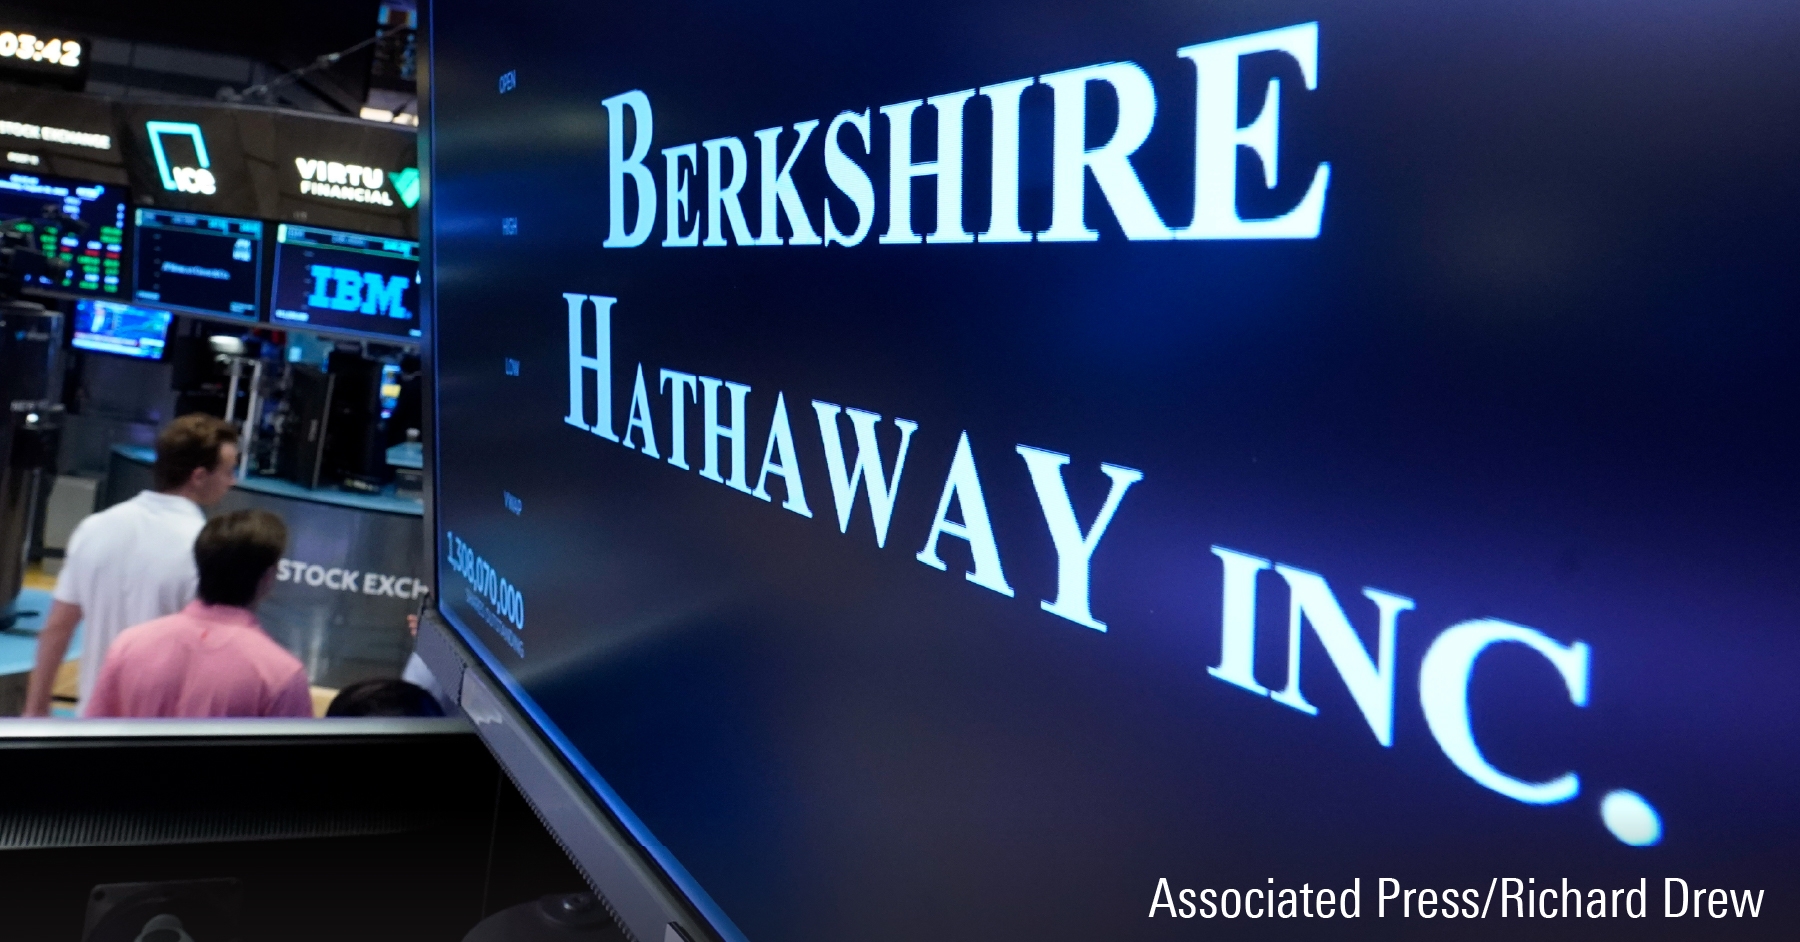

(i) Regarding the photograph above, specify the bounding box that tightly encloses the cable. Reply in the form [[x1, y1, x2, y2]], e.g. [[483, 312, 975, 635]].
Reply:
[[219, 24, 412, 106]]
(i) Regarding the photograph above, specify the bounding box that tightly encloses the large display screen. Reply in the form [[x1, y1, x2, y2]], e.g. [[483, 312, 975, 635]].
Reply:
[[428, 1, 1799, 940], [131, 208, 263, 321], [71, 299, 171, 360], [270, 223, 420, 342], [0, 171, 126, 296]]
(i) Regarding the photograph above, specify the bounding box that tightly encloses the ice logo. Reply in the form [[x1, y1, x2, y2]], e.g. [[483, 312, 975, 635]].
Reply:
[[145, 121, 215, 195]]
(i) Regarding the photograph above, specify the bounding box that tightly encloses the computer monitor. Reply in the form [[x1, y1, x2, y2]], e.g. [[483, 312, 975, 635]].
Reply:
[[424, 2, 1800, 941], [0, 720, 587, 940], [70, 299, 172, 360], [130, 209, 264, 322], [269, 223, 420, 343], [0, 171, 127, 298]]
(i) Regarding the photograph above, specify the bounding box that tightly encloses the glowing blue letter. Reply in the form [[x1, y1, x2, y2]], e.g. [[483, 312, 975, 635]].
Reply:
[[659, 370, 698, 470], [1267, 565, 1413, 747], [601, 90, 656, 248], [823, 110, 874, 247], [812, 401, 917, 548], [1038, 62, 1170, 242], [331, 268, 364, 311], [917, 432, 1013, 597], [622, 363, 659, 458], [661, 143, 699, 247], [563, 293, 617, 442], [699, 376, 753, 493], [1015, 446, 1143, 630], [703, 136, 754, 246], [754, 121, 821, 246], [1177, 22, 1330, 239], [1419, 619, 1590, 804], [979, 77, 1034, 243], [880, 88, 976, 245], [361, 273, 409, 318], [1208, 546, 1272, 696], [751, 392, 811, 517], [307, 265, 334, 307]]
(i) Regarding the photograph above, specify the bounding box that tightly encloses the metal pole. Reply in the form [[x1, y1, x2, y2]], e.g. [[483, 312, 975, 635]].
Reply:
[[223, 358, 242, 424], [18, 466, 39, 570], [239, 359, 263, 478]]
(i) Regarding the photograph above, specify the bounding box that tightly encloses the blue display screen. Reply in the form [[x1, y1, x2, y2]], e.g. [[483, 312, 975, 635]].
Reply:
[[270, 223, 420, 342], [131, 208, 263, 321], [0, 171, 127, 297], [428, 1, 1800, 940], [71, 299, 172, 360]]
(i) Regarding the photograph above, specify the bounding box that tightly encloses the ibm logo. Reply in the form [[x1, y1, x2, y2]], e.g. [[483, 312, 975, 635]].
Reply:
[[306, 265, 411, 319]]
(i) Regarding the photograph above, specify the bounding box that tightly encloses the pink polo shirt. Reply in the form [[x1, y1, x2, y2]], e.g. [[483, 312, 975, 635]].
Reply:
[[83, 600, 314, 719]]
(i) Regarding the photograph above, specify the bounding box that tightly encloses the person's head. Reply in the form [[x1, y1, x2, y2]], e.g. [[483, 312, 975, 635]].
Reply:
[[153, 414, 240, 507], [194, 509, 288, 608], [326, 679, 445, 717]]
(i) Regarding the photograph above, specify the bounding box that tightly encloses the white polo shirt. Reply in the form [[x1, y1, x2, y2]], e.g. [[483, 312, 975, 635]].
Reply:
[[53, 490, 207, 705]]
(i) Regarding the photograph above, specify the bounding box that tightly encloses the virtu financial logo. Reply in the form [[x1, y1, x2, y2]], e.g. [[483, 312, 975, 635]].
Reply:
[[295, 159, 421, 208]]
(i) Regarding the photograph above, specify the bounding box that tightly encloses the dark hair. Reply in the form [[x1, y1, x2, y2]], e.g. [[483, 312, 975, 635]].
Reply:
[[153, 414, 239, 491], [326, 679, 445, 717], [193, 510, 288, 607]]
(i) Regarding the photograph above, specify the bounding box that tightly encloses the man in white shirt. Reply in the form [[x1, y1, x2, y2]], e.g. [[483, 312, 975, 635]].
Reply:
[[23, 414, 241, 716]]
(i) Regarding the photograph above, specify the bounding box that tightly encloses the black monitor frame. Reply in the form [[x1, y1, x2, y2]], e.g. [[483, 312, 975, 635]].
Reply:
[[69, 298, 174, 361], [129, 207, 265, 323], [414, 4, 1800, 942], [0, 169, 130, 300], [409, 7, 712, 936], [0, 718, 588, 940], [269, 221, 422, 346]]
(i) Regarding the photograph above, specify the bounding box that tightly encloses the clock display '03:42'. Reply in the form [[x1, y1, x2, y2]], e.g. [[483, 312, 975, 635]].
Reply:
[[0, 32, 81, 68]]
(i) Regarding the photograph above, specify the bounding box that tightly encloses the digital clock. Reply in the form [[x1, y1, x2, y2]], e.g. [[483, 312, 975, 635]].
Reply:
[[0, 31, 81, 69]]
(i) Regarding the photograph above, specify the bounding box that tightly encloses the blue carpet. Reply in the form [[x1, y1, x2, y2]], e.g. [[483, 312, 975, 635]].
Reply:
[[1, 587, 82, 675]]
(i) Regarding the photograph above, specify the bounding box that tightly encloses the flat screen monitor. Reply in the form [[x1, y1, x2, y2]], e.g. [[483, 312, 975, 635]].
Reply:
[[270, 223, 420, 343], [70, 299, 172, 360], [0, 720, 576, 940], [0, 171, 127, 297], [425, 2, 1800, 941], [130, 209, 263, 322]]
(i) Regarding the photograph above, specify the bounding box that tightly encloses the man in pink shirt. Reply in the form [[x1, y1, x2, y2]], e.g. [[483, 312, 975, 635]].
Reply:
[[85, 509, 313, 719]]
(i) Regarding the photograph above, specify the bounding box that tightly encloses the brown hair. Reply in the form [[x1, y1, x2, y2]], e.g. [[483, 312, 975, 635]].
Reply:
[[152, 414, 239, 491], [194, 510, 289, 607]]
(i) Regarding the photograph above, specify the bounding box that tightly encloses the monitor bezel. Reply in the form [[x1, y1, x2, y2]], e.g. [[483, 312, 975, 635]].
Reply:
[[128, 206, 266, 324], [269, 220, 423, 346], [0, 169, 132, 301], [412, 6, 722, 937], [69, 297, 173, 361]]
